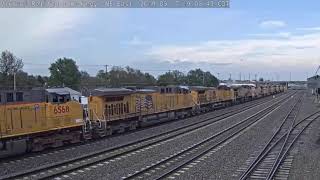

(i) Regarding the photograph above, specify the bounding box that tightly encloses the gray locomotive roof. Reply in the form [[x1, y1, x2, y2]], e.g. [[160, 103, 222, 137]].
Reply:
[[135, 89, 157, 93], [91, 88, 134, 96], [189, 86, 215, 90], [217, 85, 231, 90], [46, 87, 81, 95], [178, 85, 190, 90]]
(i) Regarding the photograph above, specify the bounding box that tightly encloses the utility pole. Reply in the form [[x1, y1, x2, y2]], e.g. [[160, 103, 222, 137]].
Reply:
[[239, 72, 242, 81], [13, 72, 16, 91], [289, 72, 291, 82], [249, 73, 251, 81], [105, 65, 108, 87], [255, 74, 257, 81], [203, 72, 205, 86], [229, 73, 232, 80]]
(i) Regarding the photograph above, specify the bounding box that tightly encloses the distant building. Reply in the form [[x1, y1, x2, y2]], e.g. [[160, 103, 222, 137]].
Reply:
[[0, 87, 81, 104], [46, 87, 81, 103], [307, 75, 320, 94]]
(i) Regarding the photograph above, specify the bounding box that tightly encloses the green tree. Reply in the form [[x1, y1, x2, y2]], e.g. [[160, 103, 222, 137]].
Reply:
[[157, 70, 186, 86], [0, 50, 24, 88], [48, 58, 81, 89], [36, 75, 48, 86], [187, 69, 219, 87], [100, 66, 156, 87], [0, 50, 23, 76], [80, 71, 90, 79], [144, 73, 157, 85]]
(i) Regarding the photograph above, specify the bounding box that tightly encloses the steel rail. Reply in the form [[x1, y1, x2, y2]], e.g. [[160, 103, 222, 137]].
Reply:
[[123, 94, 292, 180], [239, 94, 302, 180], [267, 113, 320, 179], [266, 95, 303, 179], [239, 99, 320, 180], [0, 92, 294, 180]]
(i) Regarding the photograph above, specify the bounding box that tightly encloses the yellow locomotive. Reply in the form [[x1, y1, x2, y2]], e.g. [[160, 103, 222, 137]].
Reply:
[[0, 88, 84, 156], [88, 86, 195, 136], [0, 84, 287, 157]]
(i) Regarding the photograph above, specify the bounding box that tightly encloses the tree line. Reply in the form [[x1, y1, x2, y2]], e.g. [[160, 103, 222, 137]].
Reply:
[[0, 50, 219, 91]]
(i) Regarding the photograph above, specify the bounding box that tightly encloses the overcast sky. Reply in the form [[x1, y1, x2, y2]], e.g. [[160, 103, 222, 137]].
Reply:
[[1, 1, 320, 80]]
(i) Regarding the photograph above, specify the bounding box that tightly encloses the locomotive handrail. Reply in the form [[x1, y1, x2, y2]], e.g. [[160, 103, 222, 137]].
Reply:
[[82, 119, 91, 133], [92, 110, 103, 128], [102, 108, 106, 121]]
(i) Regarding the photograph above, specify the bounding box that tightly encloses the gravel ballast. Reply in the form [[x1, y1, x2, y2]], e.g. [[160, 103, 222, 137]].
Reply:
[[0, 93, 289, 177], [66, 93, 295, 179]]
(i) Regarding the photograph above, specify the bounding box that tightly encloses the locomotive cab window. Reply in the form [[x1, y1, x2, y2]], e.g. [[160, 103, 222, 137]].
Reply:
[[59, 96, 65, 103], [166, 88, 172, 93], [52, 96, 58, 102], [6, 93, 13, 102], [16, 92, 23, 102]]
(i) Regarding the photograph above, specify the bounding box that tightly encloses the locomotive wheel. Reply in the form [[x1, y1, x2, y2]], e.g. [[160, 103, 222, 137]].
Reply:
[[106, 128, 113, 136], [26, 139, 33, 152], [129, 122, 137, 130]]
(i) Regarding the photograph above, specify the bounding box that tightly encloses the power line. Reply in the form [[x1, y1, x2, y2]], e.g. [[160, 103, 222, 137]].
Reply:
[[24, 62, 105, 67], [23, 62, 182, 73]]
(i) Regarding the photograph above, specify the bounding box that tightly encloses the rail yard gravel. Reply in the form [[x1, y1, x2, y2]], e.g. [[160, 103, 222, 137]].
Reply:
[[64, 93, 294, 179], [0, 94, 285, 176], [169, 93, 301, 180], [288, 93, 320, 180]]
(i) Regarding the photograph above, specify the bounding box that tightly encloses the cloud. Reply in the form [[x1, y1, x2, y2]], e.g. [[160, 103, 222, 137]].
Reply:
[[146, 31, 320, 71], [0, 9, 91, 56], [123, 36, 150, 46], [249, 32, 291, 38], [296, 27, 320, 31], [31, 9, 89, 39], [259, 20, 287, 29]]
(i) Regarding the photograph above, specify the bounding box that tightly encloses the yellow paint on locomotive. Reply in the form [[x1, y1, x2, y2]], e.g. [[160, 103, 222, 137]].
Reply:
[[206, 89, 217, 103], [190, 89, 218, 105], [0, 101, 83, 139], [88, 90, 195, 122], [217, 89, 235, 102], [153, 92, 194, 112], [190, 91, 199, 105], [138, 91, 194, 115], [88, 95, 136, 122]]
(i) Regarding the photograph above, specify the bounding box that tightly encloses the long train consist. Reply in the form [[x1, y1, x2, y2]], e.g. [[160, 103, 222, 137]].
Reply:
[[0, 84, 287, 157]]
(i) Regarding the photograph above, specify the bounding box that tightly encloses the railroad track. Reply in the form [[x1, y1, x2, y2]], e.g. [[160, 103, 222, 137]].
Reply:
[[120, 92, 295, 180], [0, 92, 284, 166], [0, 92, 294, 180], [238, 94, 320, 180]]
